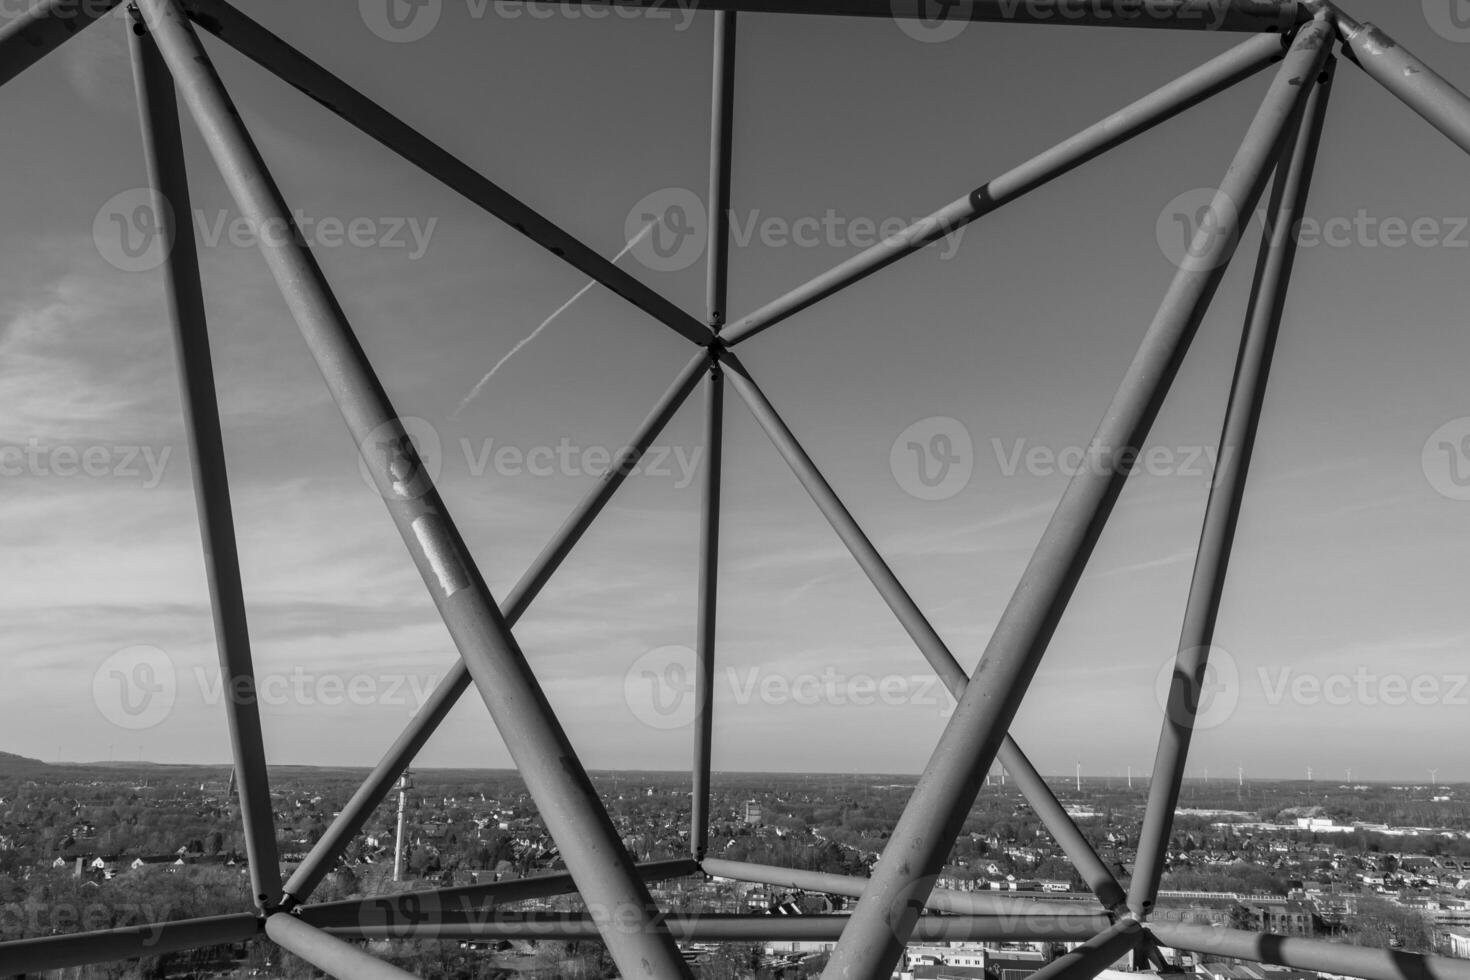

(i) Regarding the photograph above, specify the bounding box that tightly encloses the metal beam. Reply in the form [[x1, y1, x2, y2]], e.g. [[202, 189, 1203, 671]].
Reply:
[[0, 0, 122, 89], [1027, 919, 1144, 980], [718, 31, 1287, 346], [1150, 922, 1470, 980], [137, 2, 693, 975], [705, 10, 737, 328], [129, 14, 281, 910], [718, 351, 1126, 910], [298, 859, 697, 930], [0, 913, 260, 976], [700, 859, 1099, 917], [502, 0, 1299, 32], [282, 350, 708, 906], [180, 0, 709, 346], [326, 911, 1115, 943], [1330, 10, 1470, 157], [819, 18, 1332, 979], [265, 914, 420, 980], [1129, 53, 1334, 917], [691, 363, 723, 861]]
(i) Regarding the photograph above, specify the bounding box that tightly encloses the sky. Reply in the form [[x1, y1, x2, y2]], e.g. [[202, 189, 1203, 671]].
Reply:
[[0, 0, 1468, 783]]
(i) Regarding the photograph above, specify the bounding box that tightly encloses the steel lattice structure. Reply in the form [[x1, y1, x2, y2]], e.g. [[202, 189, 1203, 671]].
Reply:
[[1, 0, 1468, 977]]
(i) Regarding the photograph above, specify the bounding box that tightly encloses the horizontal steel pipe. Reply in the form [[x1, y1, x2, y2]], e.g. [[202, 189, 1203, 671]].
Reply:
[[719, 30, 1286, 345], [182, 0, 709, 346], [499, 0, 1298, 31], [326, 911, 1114, 943], [1150, 922, 1470, 980], [265, 914, 418, 980], [1334, 15, 1470, 156], [701, 858, 1095, 918], [0, 0, 122, 89], [0, 913, 260, 976], [299, 859, 698, 929], [282, 351, 709, 906]]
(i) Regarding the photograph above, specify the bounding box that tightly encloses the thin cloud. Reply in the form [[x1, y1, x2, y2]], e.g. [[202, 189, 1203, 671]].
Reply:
[[452, 221, 655, 419]]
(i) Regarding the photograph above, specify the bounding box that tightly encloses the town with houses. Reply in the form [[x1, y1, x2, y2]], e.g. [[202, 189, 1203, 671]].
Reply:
[[1, 753, 1468, 977]]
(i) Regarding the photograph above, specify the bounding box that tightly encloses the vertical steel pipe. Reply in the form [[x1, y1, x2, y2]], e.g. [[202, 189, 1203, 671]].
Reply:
[[691, 363, 723, 860], [137, 2, 692, 975], [264, 914, 419, 980], [282, 350, 707, 906], [0, 0, 122, 89], [820, 19, 1332, 980], [129, 17, 281, 910], [718, 32, 1286, 346], [1130, 55, 1334, 917], [718, 353, 1126, 909], [705, 10, 738, 328], [178, 0, 708, 346], [1332, 11, 1470, 157]]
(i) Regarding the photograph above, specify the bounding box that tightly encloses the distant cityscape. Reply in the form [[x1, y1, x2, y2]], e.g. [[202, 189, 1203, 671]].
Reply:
[[4, 751, 1470, 977]]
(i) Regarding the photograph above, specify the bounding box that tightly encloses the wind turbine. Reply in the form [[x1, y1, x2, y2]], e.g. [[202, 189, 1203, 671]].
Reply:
[[1430, 768, 1439, 788]]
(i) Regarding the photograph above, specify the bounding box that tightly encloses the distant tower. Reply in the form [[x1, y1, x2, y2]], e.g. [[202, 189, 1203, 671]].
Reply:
[[1430, 769, 1439, 788], [1127, 766, 1132, 790], [1238, 766, 1244, 788], [1075, 762, 1081, 793], [393, 772, 414, 882], [1307, 765, 1313, 784]]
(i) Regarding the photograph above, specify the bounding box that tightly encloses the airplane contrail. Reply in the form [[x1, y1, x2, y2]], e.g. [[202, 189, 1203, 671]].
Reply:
[[452, 221, 657, 419]]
